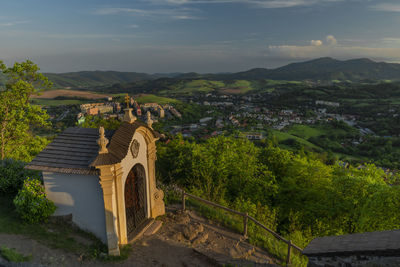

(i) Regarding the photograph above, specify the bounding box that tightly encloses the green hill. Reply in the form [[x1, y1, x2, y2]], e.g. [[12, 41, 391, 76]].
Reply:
[[43, 71, 155, 89]]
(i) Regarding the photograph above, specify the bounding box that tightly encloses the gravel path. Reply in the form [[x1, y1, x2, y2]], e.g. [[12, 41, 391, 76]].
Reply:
[[0, 208, 279, 267]]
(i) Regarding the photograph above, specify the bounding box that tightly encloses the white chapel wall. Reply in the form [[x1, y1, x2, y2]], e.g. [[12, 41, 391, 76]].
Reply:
[[42, 172, 107, 243]]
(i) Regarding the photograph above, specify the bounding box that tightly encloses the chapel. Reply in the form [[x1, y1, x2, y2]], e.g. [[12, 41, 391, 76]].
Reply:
[[26, 99, 165, 255]]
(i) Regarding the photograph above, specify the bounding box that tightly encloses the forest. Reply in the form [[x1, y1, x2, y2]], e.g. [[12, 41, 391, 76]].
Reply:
[[156, 134, 400, 263]]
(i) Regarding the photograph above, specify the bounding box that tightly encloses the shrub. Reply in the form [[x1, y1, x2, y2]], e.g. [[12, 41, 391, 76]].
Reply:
[[13, 178, 56, 223], [0, 246, 32, 262], [0, 159, 40, 196]]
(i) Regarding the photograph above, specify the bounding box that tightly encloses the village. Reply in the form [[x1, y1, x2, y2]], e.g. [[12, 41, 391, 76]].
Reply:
[[42, 90, 385, 145], [75, 96, 182, 126]]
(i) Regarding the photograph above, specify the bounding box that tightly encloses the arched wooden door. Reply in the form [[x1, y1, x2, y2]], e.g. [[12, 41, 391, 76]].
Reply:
[[124, 164, 147, 239]]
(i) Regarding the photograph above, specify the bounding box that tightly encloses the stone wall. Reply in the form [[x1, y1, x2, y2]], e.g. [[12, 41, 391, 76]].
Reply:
[[308, 254, 400, 267]]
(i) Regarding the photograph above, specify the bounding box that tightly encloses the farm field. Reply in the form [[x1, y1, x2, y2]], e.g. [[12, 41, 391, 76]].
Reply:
[[219, 80, 254, 94], [135, 94, 180, 105], [30, 99, 87, 106], [158, 79, 258, 95], [31, 89, 110, 99], [286, 124, 348, 140]]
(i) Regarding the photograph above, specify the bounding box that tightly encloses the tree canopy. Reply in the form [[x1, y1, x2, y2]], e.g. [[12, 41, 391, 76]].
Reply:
[[157, 135, 398, 248], [0, 60, 51, 162]]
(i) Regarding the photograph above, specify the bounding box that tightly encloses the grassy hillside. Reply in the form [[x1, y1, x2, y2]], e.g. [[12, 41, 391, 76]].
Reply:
[[156, 79, 260, 96], [44, 71, 154, 89], [271, 129, 323, 151], [135, 94, 180, 105]]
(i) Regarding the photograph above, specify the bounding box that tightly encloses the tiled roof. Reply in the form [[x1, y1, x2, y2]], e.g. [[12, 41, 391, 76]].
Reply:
[[26, 121, 160, 174], [90, 121, 160, 167], [26, 127, 114, 175], [303, 230, 400, 256]]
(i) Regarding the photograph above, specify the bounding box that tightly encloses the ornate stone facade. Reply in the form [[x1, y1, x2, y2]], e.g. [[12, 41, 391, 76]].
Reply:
[[93, 121, 165, 255], [26, 102, 165, 256]]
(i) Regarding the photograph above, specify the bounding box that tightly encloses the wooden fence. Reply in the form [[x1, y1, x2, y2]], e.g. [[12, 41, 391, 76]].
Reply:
[[180, 189, 304, 266]]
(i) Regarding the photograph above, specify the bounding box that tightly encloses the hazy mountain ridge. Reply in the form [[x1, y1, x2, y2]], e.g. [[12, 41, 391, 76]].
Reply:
[[212, 57, 400, 81], [3, 57, 399, 89], [43, 71, 155, 88]]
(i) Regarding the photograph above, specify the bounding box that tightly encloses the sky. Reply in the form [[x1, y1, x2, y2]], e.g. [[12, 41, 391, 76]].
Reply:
[[1, 0, 400, 73]]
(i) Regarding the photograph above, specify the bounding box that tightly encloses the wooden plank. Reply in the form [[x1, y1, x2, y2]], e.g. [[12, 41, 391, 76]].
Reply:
[[184, 192, 245, 216], [286, 240, 292, 266], [40, 149, 94, 157], [37, 152, 93, 161], [45, 145, 98, 154], [49, 142, 98, 149], [54, 137, 98, 144], [34, 155, 92, 165], [27, 165, 97, 175], [30, 159, 90, 169], [247, 215, 288, 243]]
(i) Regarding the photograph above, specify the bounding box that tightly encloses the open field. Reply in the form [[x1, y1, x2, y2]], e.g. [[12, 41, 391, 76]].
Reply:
[[158, 79, 257, 95], [270, 129, 322, 151], [135, 94, 180, 105], [220, 80, 254, 94], [31, 89, 110, 99], [30, 99, 87, 106]]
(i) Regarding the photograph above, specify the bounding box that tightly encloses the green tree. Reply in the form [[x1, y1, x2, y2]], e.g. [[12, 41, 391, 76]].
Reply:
[[357, 185, 400, 232], [79, 115, 121, 130], [0, 60, 51, 162]]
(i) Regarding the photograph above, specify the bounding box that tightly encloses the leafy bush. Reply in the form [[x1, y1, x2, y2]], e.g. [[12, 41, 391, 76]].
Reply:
[[0, 246, 32, 262], [13, 178, 56, 223], [0, 159, 40, 196]]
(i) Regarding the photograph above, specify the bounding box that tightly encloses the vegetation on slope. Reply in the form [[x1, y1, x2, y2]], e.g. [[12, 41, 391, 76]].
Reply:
[[157, 135, 400, 264]]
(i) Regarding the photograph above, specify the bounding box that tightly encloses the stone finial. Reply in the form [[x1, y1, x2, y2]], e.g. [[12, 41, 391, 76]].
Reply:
[[123, 107, 137, 123], [147, 111, 153, 129], [97, 126, 109, 154]]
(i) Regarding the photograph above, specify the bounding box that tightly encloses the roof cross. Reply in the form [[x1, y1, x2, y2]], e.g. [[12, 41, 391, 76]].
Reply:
[[125, 94, 130, 108]]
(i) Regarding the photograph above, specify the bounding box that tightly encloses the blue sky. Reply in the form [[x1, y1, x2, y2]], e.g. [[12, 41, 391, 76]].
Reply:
[[1, 0, 400, 73]]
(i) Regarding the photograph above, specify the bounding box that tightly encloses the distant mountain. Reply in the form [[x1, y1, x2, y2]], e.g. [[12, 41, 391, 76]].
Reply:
[[214, 57, 400, 81], [8, 57, 400, 90], [44, 71, 156, 88]]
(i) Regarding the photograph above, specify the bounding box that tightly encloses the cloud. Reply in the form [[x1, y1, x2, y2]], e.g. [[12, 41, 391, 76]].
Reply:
[[92, 7, 200, 19], [127, 24, 139, 28], [152, 0, 347, 8], [43, 33, 137, 39], [0, 20, 30, 27], [370, 3, 400, 12], [381, 37, 400, 44], [326, 35, 337, 46], [310, 40, 323, 46], [266, 36, 400, 62]]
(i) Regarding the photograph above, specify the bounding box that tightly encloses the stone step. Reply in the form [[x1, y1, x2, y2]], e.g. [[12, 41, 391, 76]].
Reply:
[[144, 220, 163, 236], [193, 248, 278, 267], [129, 218, 154, 243]]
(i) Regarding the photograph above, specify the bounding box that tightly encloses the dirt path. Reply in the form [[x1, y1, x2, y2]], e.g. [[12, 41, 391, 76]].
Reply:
[[0, 208, 279, 267], [0, 234, 86, 267]]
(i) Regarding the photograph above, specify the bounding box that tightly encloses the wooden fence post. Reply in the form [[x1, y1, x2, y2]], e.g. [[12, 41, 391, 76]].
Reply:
[[182, 189, 186, 211], [286, 240, 292, 266], [243, 212, 248, 238]]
